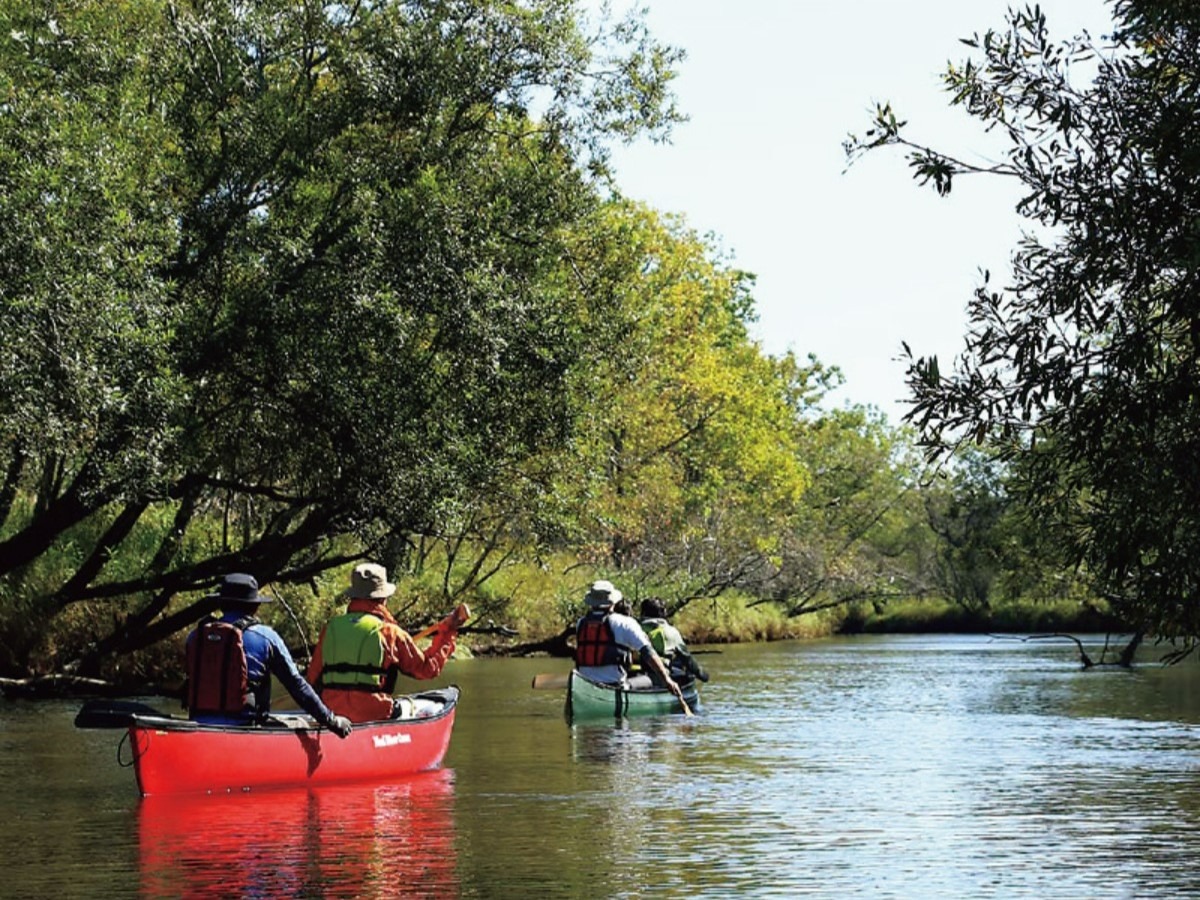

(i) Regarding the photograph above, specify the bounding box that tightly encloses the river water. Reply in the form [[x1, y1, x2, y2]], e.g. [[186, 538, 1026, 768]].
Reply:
[[3, 635, 1199, 898]]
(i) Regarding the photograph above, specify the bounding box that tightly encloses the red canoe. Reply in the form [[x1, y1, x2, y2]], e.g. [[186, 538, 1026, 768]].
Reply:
[[75, 687, 459, 796]]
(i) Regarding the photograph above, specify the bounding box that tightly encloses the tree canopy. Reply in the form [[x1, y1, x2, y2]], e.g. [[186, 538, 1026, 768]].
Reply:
[[846, 0, 1200, 647], [0, 0, 1116, 683], [0, 0, 685, 673]]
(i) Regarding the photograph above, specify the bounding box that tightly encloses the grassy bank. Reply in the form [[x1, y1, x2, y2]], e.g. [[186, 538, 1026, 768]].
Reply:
[[462, 592, 1131, 657], [837, 597, 1130, 637], [0, 522, 1130, 686]]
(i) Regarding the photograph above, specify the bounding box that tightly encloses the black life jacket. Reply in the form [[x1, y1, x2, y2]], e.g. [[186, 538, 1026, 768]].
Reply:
[[186, 615, 259, 715], [575, 610, 632, 669]]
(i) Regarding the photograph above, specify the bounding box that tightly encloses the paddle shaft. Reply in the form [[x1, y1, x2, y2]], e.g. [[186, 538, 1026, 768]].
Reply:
[[678, 692, 695, 717], [74, 699, 170, 729]]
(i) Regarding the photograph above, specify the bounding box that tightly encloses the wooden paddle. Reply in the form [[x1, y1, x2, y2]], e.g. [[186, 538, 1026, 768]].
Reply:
[[678, 692, 695, 717], [531, 672, 571, 691], [412, 602, 471, 640]]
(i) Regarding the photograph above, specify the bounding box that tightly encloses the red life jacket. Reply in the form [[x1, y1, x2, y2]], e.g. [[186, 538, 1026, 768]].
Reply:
[[575, 611, 632, 668], [186, 616, 257, 715]]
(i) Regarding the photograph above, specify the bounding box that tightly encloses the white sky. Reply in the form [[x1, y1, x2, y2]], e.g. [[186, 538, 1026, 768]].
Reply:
[[599, 0, 1116, 423]]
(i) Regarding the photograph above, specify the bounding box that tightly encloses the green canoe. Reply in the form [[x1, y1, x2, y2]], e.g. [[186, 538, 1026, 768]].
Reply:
[[565, 669, 701, 722]]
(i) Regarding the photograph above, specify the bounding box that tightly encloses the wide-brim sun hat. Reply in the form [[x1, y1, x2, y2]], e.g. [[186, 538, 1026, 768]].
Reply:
[[349, 562, 397, 599], [208, 572, 269, 604], [585, 579, 620, 607]]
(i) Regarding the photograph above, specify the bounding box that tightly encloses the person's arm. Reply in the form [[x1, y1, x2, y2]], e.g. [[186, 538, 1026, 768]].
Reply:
[[305, 627, 326, 687], [674, 646, 709, 682], [264, 631, 352, 737], [614, 615, 685, 700], [386, 616, 459, 680], [638, 645, 686, 701]]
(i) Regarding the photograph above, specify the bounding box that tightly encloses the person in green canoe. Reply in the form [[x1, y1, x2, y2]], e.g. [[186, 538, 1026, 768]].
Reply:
[[574, 580, 686, 704], [639, 597, 709, 684]]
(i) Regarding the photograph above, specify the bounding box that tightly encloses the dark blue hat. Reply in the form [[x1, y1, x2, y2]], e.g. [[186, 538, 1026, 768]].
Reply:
[[208, 573, 269, 604]]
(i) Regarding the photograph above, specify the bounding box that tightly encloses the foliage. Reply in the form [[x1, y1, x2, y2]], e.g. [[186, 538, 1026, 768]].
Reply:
[[922, 447, 1012, 610], [846, 1, 1200, 644], [0, 0, 684, 675], [853, 595, 1125, 635], [760, 407, 937, 617], [0, 1, 1118, 681], [544, 202, 821, 605]]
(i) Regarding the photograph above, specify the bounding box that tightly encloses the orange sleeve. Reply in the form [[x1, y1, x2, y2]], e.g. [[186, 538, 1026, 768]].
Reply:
[[383, 623, 456, 681], [305, 627, 327, 686]]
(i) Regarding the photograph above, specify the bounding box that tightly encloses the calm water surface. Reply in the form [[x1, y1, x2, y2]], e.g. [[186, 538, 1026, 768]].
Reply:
[[3, 635, 1200, 898]]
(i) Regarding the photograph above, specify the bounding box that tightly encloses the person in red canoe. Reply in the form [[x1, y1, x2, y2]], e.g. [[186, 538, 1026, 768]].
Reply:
[[306, 562, 463, 723], [184, 573, 352, 738]]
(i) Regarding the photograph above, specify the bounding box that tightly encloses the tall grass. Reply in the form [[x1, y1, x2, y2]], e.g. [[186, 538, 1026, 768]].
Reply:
[[850, 596, 1128, 635]]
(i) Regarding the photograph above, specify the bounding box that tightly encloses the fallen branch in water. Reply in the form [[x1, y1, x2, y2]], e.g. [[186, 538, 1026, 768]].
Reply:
[[986, 632, 1143, 669], [503, 626, 574, 658], [458, 621, 519, 638], [0, 674, 181, 700]]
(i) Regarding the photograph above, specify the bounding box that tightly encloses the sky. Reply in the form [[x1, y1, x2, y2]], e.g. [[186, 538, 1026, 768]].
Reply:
[[597, 0, 1117, 423]]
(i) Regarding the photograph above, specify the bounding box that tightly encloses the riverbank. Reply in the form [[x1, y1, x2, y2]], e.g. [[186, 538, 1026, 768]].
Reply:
[[841, 596, 1130, 636], [634, 594, 1131, 644], [0, 596, 1135, 700]]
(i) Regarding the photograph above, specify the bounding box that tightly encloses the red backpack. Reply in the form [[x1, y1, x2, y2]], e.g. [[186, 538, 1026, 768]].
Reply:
[[186, 616, 257, 715]]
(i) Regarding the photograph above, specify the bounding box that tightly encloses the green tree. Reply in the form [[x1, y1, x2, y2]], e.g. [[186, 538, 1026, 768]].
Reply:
[[846, 1, 1200, 647], [923, 447, 1011, 611], [542, 201, 818, 608], [0, 0, 682, 676], [766, 406, 934, 618]]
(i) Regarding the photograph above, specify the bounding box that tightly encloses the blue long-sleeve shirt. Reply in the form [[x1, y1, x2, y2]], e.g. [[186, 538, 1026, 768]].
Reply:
[[187, 612, 337, 727]]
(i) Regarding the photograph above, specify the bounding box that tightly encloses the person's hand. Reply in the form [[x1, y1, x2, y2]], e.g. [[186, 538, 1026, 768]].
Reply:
[[666, 677, 684, 702], [328, 715, 352, 739], [441, 602, 471, 635]]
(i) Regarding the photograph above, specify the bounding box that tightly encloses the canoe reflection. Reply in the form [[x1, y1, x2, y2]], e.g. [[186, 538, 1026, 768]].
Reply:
[[139, 769, 457, 899], [569, 718, 678, 765]]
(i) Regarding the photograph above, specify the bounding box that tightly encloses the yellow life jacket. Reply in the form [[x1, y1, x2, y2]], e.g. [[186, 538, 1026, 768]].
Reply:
[[318, 612, 393, 693]]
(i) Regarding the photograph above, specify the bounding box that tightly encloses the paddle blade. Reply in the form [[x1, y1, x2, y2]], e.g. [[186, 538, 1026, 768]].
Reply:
[[531, 672, 571, 691], [74, 699, 167, 730], [413, 603, 472, 641]]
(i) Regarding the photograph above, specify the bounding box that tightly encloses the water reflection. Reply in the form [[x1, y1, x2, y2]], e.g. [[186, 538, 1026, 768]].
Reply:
[[138, 769, 457, 899], [10, 643, 1200, 898], [569, 719, 662, 765]]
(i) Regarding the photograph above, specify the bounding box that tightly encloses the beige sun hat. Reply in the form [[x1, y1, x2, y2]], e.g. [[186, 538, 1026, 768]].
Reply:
[[585, 579, 621, 608], [349, 562, 396, 599]]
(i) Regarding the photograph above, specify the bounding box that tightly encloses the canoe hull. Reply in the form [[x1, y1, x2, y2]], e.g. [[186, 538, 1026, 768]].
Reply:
[[566, 670, 699, 721], [119, 687, 458, 796]]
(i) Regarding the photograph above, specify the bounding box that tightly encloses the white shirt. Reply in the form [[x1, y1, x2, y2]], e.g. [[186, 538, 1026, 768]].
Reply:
[[576, 609, 652, 686]]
